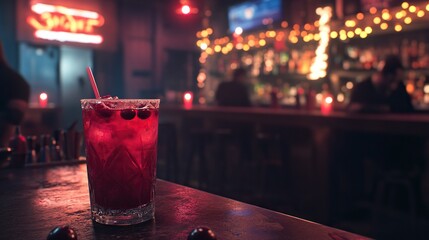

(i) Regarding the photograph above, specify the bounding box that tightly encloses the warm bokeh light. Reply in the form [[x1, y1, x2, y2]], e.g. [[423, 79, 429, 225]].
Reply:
[[304, 23, 311, 30], [380, 22, 388, 30], [427, 4, 429, 11], [345, 20, 356, 27], [373, 17, 381, 24], [369, 7, 377, 14], [248, 39, 255, 47], [314, 20, 320, 27], [330, 31, 338, 39], [281, 21, 288, 28], [214, 45, 221, 52], [205, 47, 213, 55], [354, 28, 362, 34], [267, 31, 276, 38], [234, 27, 243, 35], [243, 44, 250, 51], [356, 13, 364, 20], [314, 33, 321, 41], [200, 43, 208, 50], [394, 24, 403, 32], [424, 85, 429, 94], [346, 81, 354, 90], [337, 93, 345, 103], [404, 16, 412, 24], [360, 32, 368, 38], [382, 12, 391, 20], [409, 5, 416, 13], [340, 33, 347, 40], [290, 36, 298, 43], [402, 2, 409, 9], [259, 39, 266, 46], [347, 31, 355, 38], [417, 10, 425, 17], [365, 26, 372, 33], [308, 6, 331, 80]]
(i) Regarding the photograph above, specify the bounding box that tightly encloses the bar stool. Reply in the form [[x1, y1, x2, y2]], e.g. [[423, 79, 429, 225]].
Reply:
[[210, 124, 253, 195], [183, 128, 211, 188], [157, 123, 178, 181], [372, 170, 419, 238]]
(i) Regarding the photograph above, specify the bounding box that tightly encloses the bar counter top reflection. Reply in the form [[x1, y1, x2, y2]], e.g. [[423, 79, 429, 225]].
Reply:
[[160, 104, 429, 135], [0, 164, 369, 239]]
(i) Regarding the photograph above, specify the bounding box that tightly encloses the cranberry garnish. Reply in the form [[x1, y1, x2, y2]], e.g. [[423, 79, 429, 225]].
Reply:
[[137, 110, 151, 119], [187, 227, 217, 240], [120, 109, 136, 120], [47, 225, 78, 240], [93, 104, 113, 118]]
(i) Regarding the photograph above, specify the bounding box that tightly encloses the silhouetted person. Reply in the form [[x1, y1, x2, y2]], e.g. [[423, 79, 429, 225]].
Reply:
[[215, 68, 251, 107], [338, 55, 424, 220], [0, 41, 30, 147], [349, 54, 413, 113]]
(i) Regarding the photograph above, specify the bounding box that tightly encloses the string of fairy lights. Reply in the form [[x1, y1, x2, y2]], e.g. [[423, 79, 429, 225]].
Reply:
[[195, 1, 429, 89]]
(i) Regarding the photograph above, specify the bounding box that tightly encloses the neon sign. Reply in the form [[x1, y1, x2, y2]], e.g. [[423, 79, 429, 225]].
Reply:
[[27, 3, 104, 44]]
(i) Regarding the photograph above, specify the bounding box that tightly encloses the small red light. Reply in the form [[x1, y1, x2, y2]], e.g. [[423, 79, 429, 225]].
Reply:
[[40, 92, 48, 100], [181, 5, 191, 14]]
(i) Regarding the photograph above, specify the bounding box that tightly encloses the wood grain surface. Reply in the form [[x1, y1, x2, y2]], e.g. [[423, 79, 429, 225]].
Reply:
[[0, 164, 370, 239]]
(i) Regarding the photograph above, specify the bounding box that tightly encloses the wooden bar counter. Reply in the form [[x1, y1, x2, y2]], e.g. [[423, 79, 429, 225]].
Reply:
[[160, 104, 429, 135], [159, 105, 429, 226], [0, 164, 369, 239]]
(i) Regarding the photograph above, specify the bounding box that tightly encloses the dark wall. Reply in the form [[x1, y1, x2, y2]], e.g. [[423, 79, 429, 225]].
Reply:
[[0, 1, 19, 69]]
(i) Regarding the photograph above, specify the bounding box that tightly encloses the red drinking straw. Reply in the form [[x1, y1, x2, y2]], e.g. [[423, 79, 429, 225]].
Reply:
[[86, 66, 101, 99]]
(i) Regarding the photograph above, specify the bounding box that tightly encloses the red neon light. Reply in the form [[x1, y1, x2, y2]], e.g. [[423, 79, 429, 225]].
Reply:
[[31, 3, 100, 19], [27, 3, 104, 45], [35, 30, 103, 44]]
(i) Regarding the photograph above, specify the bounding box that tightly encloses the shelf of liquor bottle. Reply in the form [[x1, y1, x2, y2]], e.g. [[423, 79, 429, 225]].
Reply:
[[330, 69, 429, 79]]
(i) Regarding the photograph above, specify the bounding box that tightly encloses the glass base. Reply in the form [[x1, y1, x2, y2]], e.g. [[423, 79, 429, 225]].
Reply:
[[91, 202, 154, 225]]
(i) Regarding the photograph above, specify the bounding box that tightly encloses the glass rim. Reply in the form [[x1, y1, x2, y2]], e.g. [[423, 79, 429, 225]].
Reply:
[[81, 99, 160, 110], [80, 99, 160, 102]]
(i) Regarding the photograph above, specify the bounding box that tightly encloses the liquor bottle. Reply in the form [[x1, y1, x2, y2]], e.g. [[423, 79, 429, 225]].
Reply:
[[8, 126, 27, 168], [400, 40, 408, 69], [38, 134, 51, 163], [26, 136, 37, 164]]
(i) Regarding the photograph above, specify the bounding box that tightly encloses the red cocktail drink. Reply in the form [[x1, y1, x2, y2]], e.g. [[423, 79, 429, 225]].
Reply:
[[81, 99, 159, 225]]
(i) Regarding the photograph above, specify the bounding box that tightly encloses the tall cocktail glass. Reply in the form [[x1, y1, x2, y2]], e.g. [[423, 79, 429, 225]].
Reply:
[[81, 99, 159, 225]]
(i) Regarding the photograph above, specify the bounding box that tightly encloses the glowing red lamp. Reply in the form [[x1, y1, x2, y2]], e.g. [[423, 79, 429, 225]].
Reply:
[[181, 5, 191, 14], [183, 91, 193, 109], [321, 96, 333, 115], [39, 92, 48, 108]]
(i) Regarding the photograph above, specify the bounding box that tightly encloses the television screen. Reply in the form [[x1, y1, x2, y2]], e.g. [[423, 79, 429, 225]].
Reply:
[[228, 0, 282, 33]]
